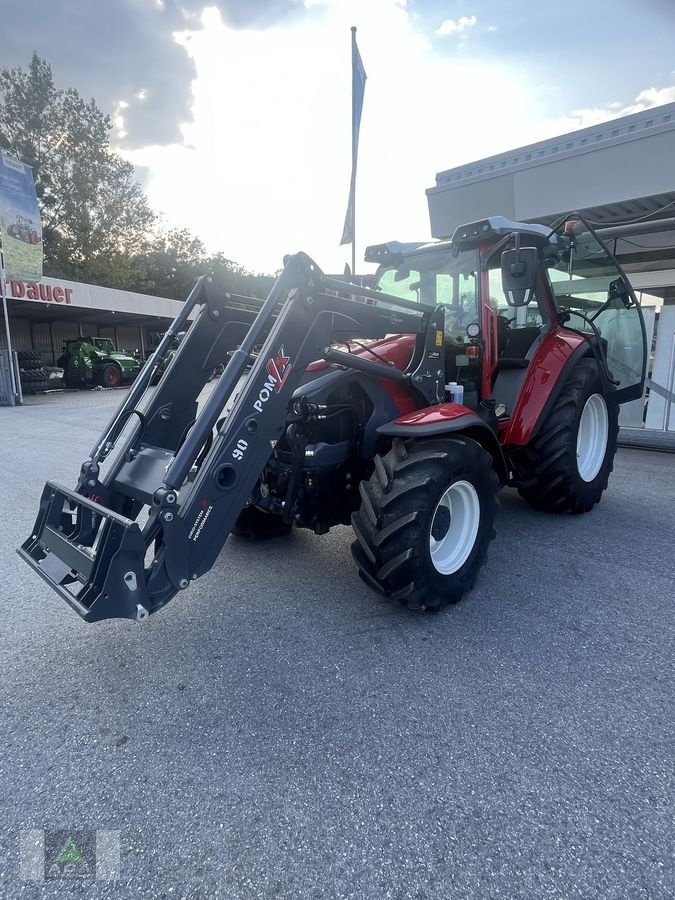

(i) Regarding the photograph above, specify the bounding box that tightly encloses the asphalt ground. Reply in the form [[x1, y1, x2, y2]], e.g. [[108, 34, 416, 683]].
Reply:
[[0, 390, 673, 899]]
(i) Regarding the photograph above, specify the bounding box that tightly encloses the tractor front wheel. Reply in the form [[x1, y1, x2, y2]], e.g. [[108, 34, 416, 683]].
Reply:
[[351, 436, 499, 611], [515, 360, 618, 513], [99, 364, 122, 388]]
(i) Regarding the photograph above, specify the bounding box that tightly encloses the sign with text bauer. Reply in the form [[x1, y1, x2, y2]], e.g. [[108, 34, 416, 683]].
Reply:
[[0, 153, 43, 282]]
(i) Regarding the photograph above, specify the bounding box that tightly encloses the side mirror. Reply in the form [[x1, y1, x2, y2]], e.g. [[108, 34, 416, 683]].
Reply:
[[501, 246, 537, 307]]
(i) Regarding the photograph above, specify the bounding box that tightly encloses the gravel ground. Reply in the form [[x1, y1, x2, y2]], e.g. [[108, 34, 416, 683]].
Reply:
[[0, 391, 673, 899]]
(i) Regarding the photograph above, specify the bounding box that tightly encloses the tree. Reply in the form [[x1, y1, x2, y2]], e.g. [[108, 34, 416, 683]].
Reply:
[[0, 54, 155, 282], [133, 230, 276, 301], [0, 53, 275, 300], [134, 227, 208, 300]]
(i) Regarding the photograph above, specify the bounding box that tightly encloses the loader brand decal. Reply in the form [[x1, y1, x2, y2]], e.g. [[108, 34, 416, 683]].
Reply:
[[189, 502, 213, 541], [253, 346, 293, 412]]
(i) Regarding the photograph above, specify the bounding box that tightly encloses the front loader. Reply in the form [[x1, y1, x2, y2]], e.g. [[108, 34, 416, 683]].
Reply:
[[19, 213, 647, 622]]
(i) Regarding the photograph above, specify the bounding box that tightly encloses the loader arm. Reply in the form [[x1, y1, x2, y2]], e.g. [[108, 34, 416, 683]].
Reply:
[[19, 253, 446, 622]]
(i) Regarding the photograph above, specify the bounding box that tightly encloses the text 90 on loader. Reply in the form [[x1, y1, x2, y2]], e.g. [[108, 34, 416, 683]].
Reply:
[[19, 213, 647, 622]]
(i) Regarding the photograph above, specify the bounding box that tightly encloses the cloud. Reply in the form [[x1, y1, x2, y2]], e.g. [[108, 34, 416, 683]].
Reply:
[[436, 15, 477, 37], [123, 1, 538, 271], [551, 83, 675, 132], [0, 0, 312, 148]]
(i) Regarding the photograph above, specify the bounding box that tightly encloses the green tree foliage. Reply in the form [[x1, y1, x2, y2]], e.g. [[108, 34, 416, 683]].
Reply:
[[133, 228, 275, 300], [0, 54, 155, 280], [0, 54, 274, 300]]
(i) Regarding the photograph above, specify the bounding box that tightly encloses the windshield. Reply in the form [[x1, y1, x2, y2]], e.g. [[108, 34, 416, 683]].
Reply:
[[375, 247, 480, 341], [94, 339, 115, 353]]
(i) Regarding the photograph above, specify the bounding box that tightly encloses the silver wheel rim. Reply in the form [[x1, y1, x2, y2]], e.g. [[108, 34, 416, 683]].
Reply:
[[576, 393, 609, 482], [429, 480, 480, 575]]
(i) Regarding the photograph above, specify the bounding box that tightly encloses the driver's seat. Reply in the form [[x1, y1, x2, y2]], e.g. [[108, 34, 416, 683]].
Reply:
[[501, 325, 542, 360], [492, 326, 544, 415]]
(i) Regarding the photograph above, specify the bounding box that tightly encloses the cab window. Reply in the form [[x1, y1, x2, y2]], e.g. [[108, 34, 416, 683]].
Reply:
[[543, 219, 646, 394], [487, 266, 545, 328], [375, 248, 479, 342]]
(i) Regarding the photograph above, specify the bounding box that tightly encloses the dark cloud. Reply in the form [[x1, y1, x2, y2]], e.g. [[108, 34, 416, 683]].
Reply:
[[0, 1, 307, 147]]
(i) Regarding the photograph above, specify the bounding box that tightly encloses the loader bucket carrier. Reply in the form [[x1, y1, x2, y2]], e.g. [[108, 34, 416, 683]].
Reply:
[[19, 253, 446, 621]]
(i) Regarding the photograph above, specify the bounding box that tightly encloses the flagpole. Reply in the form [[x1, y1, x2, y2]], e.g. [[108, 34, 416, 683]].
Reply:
[[340, 26, 366, 276], [350, 26, 357, 278]]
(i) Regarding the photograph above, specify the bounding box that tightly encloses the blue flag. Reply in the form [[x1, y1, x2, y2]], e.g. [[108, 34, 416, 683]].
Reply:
[[340, 28, 367, 247]]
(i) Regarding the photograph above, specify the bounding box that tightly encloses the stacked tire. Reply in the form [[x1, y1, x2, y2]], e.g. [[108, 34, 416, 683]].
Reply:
[[17, 350, 50, 395]]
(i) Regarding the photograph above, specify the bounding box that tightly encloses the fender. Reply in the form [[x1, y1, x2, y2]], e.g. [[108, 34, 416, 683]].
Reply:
[[377, 403, 509, 485], [502, 326, 589, 446]]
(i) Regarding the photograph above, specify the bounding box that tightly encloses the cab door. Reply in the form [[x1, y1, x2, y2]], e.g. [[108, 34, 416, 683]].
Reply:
[[542, 214, 647, 402]]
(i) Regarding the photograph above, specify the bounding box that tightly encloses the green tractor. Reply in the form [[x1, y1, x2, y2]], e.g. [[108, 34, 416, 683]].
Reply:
[[57, 336, 141, 389]]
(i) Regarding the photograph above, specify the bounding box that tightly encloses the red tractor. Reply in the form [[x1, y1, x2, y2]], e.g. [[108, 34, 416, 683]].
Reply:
[[8, 214, 40, 244], [20, 214, 647, 622]]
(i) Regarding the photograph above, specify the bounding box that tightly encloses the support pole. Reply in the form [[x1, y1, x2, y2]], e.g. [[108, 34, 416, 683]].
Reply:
[[0, 243, 18, 406]]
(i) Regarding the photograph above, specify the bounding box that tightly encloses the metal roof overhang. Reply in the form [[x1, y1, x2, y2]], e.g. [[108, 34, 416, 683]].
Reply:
[[5, 296, 177, 328], [427, 102, 675, 300]]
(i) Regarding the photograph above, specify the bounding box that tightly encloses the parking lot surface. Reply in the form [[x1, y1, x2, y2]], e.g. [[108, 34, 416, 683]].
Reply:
[[1, 390, 673, 898]]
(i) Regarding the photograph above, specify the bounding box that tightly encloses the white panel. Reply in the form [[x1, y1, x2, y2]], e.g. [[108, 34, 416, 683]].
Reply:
[[645, 306, 675, 432], [6, 276, 183, 320]]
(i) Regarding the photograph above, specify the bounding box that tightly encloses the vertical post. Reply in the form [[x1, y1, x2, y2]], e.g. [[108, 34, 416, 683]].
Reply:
[[48, 319, 56, 366], [350, 26, 357, 279], [0, 242, 18, 406]]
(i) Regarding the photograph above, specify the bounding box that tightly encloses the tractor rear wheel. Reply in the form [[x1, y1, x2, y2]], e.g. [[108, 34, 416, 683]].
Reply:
[[351, 436, 499, 611], [515, 360, 618, 513]]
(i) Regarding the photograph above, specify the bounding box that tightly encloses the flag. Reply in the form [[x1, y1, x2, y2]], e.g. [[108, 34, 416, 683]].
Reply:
[[340, 28, 367, 247]]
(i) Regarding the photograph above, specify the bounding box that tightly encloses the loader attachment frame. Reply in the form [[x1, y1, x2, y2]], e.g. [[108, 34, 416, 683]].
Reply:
[[20, 253, 446, 622]]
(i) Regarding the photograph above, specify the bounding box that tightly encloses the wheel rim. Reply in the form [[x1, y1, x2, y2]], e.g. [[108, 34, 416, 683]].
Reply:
[[429, 480, 480, 575], [106, 368, 121, 387], [576, 393, 609, 482]]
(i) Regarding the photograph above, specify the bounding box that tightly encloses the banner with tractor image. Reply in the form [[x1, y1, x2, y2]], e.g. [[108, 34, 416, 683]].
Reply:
[[0, 153, 42, 282]]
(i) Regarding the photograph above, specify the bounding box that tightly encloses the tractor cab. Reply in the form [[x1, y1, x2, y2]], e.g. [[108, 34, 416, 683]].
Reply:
[[368, 214, 647, 420], [89, 337, 116, 356]]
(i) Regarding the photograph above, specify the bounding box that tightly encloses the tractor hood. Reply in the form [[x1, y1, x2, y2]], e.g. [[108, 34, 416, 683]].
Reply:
[[109, 351, 138, 362]]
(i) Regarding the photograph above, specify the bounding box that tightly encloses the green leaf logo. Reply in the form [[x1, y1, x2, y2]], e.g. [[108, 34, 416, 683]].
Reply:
[[55, 839, 86, 866]]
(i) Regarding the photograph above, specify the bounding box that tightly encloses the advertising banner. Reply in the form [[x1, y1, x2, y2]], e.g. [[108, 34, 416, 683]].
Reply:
[[0, 152, 43, 282]]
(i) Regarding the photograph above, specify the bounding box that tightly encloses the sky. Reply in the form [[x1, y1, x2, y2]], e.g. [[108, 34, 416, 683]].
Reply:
[[2, 0, 675, 273]]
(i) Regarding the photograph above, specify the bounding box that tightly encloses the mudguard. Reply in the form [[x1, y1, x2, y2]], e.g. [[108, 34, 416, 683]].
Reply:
[[377, 404, 509, 484]]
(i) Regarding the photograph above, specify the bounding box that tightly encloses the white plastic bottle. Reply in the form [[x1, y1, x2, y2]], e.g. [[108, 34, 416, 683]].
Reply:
[[445, 382, 464, 404]]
